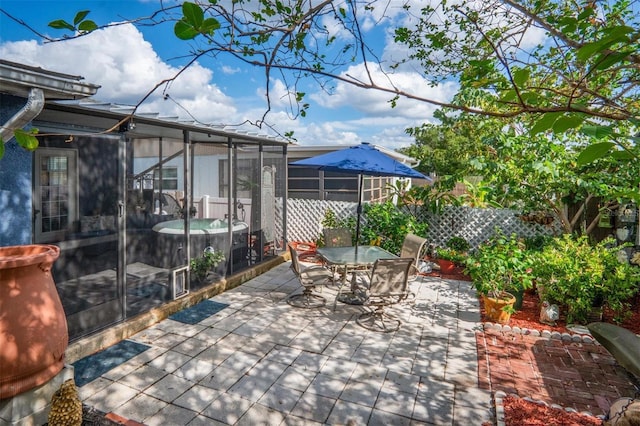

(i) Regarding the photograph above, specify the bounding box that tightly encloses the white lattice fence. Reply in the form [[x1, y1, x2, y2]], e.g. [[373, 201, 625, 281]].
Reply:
[[281, 199, 561, 247], [417, 206, 562, 249], [283, 199, 358, 243]]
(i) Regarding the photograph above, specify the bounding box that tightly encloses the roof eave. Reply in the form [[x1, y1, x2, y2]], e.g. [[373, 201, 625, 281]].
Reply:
[[0, 59, 100, 100]]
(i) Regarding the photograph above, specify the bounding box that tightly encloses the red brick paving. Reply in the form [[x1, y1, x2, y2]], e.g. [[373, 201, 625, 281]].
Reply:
[[476, 327, 637, 416]]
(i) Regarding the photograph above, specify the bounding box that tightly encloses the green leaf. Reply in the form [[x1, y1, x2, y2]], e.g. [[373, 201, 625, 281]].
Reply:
[[78, 20, 98, 32], [593, 51, 631, 71], [0, 139, 4, 158], [73, 10, 90, 25], [512, 68, 530, 87], [576, 25, 634, 62], [530, 112, 562, 135], [581, 125, 614, 139], [174, 20, 199, 40], [13, 130, 39, 151], [48, 19, 75, 31], [200, 18, 220, 35], [600, 25, 635, 40], [499, 89, 517, 102], [182, 2, 204, 28], [576, 42, 605, 62], [611, 150, 634, 161], [576, 142, 615, 165], [552, 114, 584, 133]]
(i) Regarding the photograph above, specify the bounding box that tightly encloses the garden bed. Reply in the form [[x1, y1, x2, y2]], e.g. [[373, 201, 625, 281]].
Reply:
[[494, 289, 640, 336], [443, 259, 640, 336], [480, 289, 639, 426]]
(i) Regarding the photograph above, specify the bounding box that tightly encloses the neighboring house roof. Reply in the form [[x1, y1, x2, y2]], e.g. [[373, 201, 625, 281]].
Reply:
[[287, 143, 419, 168]]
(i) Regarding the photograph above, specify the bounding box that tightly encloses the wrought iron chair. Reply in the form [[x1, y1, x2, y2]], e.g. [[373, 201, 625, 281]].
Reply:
[[400, 233, 428, 279], [287, 244, 334, 308], [355, 258, 414, 332]]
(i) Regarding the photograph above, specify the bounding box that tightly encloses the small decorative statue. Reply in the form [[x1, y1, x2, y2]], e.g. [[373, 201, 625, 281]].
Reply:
[[539, 301, 559, 326]]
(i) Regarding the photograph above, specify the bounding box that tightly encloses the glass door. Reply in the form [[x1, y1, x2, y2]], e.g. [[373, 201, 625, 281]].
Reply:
[[34, 148, 78, 243]]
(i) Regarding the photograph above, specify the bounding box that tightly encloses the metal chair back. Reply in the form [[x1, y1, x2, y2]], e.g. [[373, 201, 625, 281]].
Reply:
[[323, 228, 353, 248], [368, 258, 414, 299], [400, 233, 428, 273]]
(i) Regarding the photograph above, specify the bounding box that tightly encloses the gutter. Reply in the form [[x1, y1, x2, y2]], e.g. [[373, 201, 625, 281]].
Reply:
[[1, 87, 45, 144]]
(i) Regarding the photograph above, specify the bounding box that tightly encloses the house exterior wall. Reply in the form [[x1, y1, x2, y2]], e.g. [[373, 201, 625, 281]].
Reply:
[[0, 94, 33, 246]]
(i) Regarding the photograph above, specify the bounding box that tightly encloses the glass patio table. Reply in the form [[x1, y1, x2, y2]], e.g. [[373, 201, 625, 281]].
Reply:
[[316, 245, 398, 305]]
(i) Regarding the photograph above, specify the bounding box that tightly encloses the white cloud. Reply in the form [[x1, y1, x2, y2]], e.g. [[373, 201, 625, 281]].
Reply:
[[0, 14, 441, 151], [310, 62, 458, 120], [221, 65, 241, 75], [0, 23, 237, 123]]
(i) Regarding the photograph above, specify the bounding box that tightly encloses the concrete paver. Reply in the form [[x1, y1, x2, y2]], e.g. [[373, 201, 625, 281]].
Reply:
[[78, 261, 490, 425]]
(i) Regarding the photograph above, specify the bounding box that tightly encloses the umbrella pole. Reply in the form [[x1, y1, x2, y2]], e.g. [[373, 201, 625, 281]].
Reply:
[[355, 174, 364, 256]]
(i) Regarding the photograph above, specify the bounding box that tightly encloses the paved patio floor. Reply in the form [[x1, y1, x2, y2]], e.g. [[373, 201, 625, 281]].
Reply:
[[77, 261, 493, 425]]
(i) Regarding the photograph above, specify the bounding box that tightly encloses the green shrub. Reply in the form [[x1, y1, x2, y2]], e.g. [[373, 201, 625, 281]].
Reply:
[[464, 232, 534, 298], [359, 201, 428, 255], [533, 235, 640, 324], [446, 236, 471, 252]]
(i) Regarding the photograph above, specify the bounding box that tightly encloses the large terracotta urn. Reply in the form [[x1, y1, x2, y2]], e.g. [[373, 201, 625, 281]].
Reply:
[[0, 244, 68, 399]]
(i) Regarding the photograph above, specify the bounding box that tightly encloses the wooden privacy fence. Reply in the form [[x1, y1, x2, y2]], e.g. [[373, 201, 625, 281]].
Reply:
[[280, 199, 561, 249]]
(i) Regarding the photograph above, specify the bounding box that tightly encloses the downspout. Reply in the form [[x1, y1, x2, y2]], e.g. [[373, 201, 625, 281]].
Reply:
[[1, 88, 45, 144]]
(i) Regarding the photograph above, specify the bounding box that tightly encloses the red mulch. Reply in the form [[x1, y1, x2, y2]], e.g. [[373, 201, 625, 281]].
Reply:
[[493, 289, 640, 335], [454, 264, 639, 426], [502, 395, 604, 426], [424, 263, 640, 334]]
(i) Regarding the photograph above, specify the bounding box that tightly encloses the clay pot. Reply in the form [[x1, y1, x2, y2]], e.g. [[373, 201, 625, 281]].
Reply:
[[483, 292, 516, 324], [0, 244, 68, 399], [437, 259, 456, 274]]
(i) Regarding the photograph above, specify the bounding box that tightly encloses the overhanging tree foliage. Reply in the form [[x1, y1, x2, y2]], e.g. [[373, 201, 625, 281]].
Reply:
[[2, 1, 638, 165], [6, 1, 637, 127], [399, 109, 504, 184]]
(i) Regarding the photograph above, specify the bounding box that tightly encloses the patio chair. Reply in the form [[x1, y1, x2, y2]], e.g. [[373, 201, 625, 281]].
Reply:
[[355, 257, 414, 332], [400, 233, 428, 278], [323, 227, 353, 247], [322, 227, 355, 283], [287, 244, 334, 308]]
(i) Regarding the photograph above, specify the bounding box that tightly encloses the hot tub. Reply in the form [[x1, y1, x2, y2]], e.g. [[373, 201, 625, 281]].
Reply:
[[152, 218, 249, 272], [152, 218, 249, 235]]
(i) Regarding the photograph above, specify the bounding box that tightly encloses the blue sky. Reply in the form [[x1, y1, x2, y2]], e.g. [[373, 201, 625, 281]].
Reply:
[[0, 0, 460, 150]]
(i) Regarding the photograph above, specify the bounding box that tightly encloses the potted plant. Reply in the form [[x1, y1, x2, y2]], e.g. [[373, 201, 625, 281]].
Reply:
[[434, 236, 471, 273], [533, 235, 640, 324], [434, 247, 464, 273], [190, 247, 225, 283], [464, 232, 534, 323], [446, 236, 471, 254]]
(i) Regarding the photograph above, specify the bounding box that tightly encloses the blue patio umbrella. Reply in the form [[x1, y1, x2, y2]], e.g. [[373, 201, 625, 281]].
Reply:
[[290, 143, 430, 249]]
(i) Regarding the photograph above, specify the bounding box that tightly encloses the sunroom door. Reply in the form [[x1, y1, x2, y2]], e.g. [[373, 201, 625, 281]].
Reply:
[[34, 148, 78, 243]]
